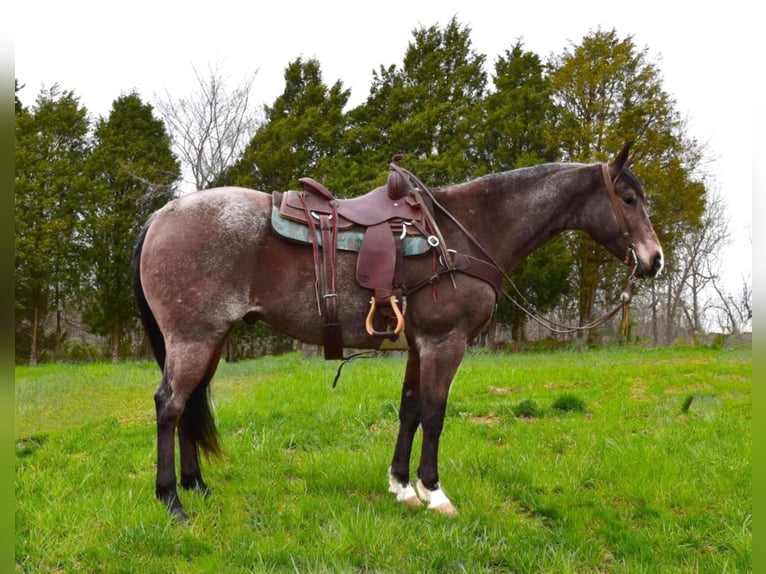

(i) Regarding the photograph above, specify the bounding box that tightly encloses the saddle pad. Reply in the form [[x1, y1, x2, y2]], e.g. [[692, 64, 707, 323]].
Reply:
[[270, 206, 431, 256]]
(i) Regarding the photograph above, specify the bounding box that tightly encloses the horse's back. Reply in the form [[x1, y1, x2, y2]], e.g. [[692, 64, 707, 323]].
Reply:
[[145, 186, 272, 245]]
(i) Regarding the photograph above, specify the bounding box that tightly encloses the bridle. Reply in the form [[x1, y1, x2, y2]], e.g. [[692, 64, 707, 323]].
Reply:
[[396, 161, 640, 336], [602, 162, 639, 274]]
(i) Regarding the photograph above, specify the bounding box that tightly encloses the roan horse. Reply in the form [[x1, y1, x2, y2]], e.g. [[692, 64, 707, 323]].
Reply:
[[132, 143, 663, 521]]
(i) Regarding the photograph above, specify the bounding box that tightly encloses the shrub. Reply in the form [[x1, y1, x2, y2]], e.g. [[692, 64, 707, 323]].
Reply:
[[512, 398, 542, 418], [551, 393, 587, 413]]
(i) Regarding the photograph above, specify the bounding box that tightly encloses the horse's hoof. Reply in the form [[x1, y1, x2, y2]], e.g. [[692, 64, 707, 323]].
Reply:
[[172, 507, 190, 523], [403, 494, 423, 507], [388, 469, 423, 507], [181, 476, 211, 497], [415, 479, 457, 516], [430, 501, 458, 516]]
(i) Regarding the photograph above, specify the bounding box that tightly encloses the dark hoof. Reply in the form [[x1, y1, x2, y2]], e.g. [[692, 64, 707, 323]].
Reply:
[[181, 476, 211, 497], [171, 506, 189, 523], [157, 488, 189, 523]]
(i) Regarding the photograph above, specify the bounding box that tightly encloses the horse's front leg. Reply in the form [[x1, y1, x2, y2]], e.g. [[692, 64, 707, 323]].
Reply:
[[388, 348, 422, 507], [413, 339, 465, 515]]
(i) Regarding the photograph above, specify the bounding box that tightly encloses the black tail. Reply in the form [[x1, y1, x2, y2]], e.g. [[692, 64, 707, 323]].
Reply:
[[132, 214, 166, 371], [183, 375, 223, 457]]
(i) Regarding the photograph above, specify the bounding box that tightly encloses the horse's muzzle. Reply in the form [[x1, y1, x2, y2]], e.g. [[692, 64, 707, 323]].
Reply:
[[638, 252, 664, 278]]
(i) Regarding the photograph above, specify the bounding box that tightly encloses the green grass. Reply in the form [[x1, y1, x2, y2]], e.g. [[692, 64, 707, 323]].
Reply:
[[15, 346, 751, 573]]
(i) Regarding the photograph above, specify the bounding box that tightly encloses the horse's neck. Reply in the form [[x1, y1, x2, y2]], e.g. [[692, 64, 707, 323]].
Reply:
[[434, 163, 595, 271]]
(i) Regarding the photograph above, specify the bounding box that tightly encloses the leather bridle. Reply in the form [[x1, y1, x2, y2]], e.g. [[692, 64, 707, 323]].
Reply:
[[601, 163, 639, 274]]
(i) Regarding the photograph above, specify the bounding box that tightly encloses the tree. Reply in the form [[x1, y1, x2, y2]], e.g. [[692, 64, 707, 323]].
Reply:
[[482, 40, 559, 171], [15, 84, 91, 364], [83, 92, 179, 361], [341, 17, 488, 192], [154, 62, 260, 193], [225, 57, 350, 193], [709, 273, 752, 335], [547, 28, 706, 343]]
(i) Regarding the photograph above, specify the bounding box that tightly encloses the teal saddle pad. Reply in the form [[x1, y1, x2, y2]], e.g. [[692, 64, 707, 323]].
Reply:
[[270, 205, 431, 256]]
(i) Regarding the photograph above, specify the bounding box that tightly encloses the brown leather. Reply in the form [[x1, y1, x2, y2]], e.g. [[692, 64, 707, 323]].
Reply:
[[319, 211, 343, 359], [280, 185, 423, 229], [356, 222, 397, 295], [279, 165, 505, 357], [386, 168, 414, 200], [299, 177, 334, 200], [452, 253, 504, 294]]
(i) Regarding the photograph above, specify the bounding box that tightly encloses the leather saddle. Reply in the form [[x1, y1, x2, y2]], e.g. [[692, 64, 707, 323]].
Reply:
[[275, 161, 437, 359]]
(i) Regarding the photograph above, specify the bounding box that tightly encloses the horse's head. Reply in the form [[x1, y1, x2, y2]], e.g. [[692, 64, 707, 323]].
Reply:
[[592, 143, 664, 278]]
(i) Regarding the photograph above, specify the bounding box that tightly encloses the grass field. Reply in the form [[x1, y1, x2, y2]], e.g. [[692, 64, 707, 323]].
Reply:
[[15, 346, 751, 573]]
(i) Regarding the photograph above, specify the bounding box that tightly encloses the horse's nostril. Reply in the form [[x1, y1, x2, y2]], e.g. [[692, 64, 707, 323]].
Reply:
[[652, 253, 663, 276]]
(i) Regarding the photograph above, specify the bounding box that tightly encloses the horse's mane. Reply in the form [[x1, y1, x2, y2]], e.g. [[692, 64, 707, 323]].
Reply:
[[434, 162, 645, 200]]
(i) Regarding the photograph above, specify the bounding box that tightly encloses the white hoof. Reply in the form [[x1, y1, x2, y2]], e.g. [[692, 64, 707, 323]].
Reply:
[[415, 479, 457, 516], [388, 469, 422, 507]]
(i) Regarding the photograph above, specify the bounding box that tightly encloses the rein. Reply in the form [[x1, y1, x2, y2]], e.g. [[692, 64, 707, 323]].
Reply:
[[391, 162, 638, 336]]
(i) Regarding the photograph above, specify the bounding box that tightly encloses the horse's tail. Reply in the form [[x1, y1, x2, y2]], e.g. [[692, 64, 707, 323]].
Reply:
[[132, 214, 222, 457], [183, 374, 222, 457], [132, 214, 166, 371]]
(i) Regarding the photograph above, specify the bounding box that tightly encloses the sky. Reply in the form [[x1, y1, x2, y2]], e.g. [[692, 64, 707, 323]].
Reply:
[[13, 0, 762, 297]]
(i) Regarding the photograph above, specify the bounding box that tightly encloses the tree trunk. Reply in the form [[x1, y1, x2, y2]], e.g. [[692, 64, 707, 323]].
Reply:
[[29, 305, 39, 366], [55, 307, 63, 359], [111, 324, 121, 362], [511, 318, 525, 352], [576, 282, 596, 347]]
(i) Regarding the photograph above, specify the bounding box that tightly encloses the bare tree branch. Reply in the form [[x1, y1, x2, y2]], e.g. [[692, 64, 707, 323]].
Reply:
[[155, 61, 261, 192]]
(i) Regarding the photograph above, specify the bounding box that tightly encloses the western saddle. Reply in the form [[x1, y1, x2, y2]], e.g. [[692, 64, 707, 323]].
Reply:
[[274, 157, 502, 360]]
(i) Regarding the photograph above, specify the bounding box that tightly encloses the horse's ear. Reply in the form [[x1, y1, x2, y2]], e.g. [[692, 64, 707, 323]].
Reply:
[[612, 141, 634, 171]]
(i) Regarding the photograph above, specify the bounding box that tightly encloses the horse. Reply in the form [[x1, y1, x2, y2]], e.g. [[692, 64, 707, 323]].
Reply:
[[132, 143, 663, 521]]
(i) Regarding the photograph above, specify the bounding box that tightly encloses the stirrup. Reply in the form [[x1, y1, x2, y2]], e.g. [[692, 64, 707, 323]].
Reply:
[[365, 295, 405, 338]]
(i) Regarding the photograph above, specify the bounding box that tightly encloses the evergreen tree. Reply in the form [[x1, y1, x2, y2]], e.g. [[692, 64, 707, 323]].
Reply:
[[15, 84, 91, 364], [341, 17, 488, 192], [83, 92, 179, 360], [225, 58, 350, 193], [482, 41, 558, 170]]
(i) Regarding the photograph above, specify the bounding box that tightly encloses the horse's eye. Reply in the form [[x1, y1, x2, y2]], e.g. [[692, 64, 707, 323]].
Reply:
[[623, 195, 636, 206]]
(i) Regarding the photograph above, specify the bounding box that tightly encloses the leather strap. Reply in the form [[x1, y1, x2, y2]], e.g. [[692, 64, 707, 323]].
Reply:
[[602, 163, 631, 241], [319, 210, 343, 359], [299, 191, 344, 360]]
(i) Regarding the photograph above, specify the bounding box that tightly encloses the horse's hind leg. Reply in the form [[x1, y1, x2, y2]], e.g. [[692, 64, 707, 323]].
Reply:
[[154, 371, 186, 520], [154, 340, 223, 521]]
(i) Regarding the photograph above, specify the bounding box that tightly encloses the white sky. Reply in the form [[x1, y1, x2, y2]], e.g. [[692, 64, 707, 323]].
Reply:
[[13, 0, 762, 295]]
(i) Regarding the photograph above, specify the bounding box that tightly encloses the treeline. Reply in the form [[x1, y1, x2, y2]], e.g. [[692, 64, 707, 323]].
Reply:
[[15, 20, 744, 364]]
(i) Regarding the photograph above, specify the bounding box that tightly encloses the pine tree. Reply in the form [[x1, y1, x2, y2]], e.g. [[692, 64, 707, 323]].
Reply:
[[341, 17, 488, 191], [83, 92, 179, 360], [226, 58, 350, 193], [15, 84, 91, 363]]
